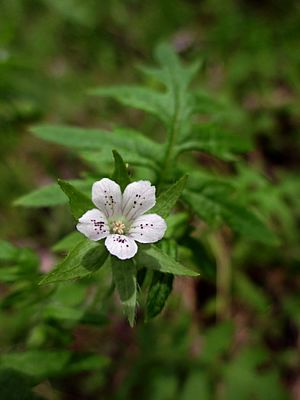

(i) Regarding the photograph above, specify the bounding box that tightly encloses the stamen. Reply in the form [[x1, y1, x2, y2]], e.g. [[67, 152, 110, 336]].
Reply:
[[112, 220, 126, 235]]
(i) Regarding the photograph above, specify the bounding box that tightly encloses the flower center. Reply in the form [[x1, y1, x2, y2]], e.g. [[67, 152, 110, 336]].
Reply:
[[112, 220, 126, 235]]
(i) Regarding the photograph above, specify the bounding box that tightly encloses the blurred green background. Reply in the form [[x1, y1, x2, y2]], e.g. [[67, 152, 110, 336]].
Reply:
[[1, 0, 300, 399]]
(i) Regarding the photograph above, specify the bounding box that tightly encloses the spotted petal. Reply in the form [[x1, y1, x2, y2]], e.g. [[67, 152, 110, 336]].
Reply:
[[77, 209, 109, 241], [129, 214, 167, 243], [122, 180, 156, 221], [105, 234, 138, 260], [92, 178, 122, 218]]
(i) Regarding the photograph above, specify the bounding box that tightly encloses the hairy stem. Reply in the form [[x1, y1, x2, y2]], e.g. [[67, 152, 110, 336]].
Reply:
[[158, 77, 181, 186]]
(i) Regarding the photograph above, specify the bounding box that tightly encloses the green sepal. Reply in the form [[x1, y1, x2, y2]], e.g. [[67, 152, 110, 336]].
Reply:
[[112, 150, 131, 191], [151, 175, 188, 219], [58, 179, 94, 220]]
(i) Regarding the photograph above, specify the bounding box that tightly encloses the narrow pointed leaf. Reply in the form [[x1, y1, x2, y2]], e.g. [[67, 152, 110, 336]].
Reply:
[[176, 124, 253, 160], [185, 189, 278, 245], [137, 245, 199, 276], [0, 351, 71, 378], [151, 175, 188, 218], [39, 239, 108, 284], [112, 150, 131, 191], [89, 85, 170, 124], [145, 240, 177, 320], [15, 179, 92, 208], [146, 271, 173, 320], [31, 125, 162, 162], [58, 179, 93, 220], [111, 257, 137, 327]]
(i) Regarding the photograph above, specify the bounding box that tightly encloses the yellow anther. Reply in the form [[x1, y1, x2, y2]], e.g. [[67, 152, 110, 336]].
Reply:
[[112, 220, 126, 235]]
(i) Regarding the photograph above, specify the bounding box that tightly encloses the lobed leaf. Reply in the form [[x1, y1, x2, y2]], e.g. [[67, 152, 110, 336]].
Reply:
[[154, 43, 201, 91]]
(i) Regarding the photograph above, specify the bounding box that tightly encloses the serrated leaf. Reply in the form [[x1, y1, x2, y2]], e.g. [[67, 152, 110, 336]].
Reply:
[[0, 240, 19, 263], [31, 125, 162, 162], [191, 90, 225, 114], [80, 149, 157, 171], [154, 43, 200, 91], [145, 240, 177, 320], [52, 231, 83, 253], [176, 124, 253, 160], [111, 257, 137, 327], [184, 188, 278, 245], [15, 179, 92, 208], [112, 150, 130, 191], [58, 179, 93, 219], [151, 175, 188, 218], [43, 304, 84, 322], [0, 351, 71, 378], [89, 85, 170, 125], [146, 271, 173, 320], [39, 239, 108, 284], [137, 245, 199, 276], [68, 354, 109, 373]]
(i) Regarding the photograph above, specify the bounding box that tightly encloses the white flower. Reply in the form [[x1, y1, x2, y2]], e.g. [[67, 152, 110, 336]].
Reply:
[[76, 178, 167, 260]]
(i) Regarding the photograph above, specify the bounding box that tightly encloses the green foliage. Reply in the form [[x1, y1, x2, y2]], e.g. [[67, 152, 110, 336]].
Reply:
[[89, 85, 169, 124], [39, 239, 108, 284], [0, 351, 108, 379], [111, 257, 137, 327], [184, 185, 277, 244], [151, 175, 188, 219], [146, 271, 174, 320], [176, 123, 253, 161], [58, 179, 94, 220], [1, 1, 299, 397], [14, 180, 93, 207], [137, 245, 198, 276], [31, 125, 163, 166], [111, 150, 131, 191]]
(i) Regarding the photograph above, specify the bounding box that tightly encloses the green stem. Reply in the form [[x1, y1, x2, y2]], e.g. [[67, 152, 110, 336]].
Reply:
[[158, 78, 181, 187]]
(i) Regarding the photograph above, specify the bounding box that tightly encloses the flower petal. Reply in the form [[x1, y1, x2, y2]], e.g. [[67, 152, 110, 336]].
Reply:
[[76, 209, 109, 241], [105, 234, 138, 260], [92, 178, 122, 218], [129, 213, 167, 243], [122, 180, 156, 221]]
